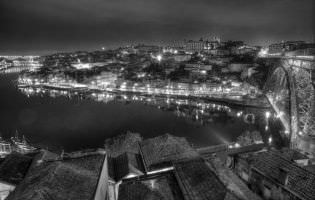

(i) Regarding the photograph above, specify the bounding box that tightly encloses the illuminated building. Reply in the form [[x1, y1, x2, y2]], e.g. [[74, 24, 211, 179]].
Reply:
[[268, 41, 306, 55], [0, 58, 12, 70], [71, 58, 93, 69], [10, 57, 42, 68], [181, 37, 222, 53], [232, 45, 258, 55], [184, 40, 205, 53], [173, 54, 191, 62], [184, 63, 212, 71], [0, 139, 12, 158]]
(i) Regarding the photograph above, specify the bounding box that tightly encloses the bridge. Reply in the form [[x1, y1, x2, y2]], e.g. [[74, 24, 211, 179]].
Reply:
[[264, 56, 315, 154]]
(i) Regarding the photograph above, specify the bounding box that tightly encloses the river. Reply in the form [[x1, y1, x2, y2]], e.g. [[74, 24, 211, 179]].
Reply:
[[0, 73, 286, 151]]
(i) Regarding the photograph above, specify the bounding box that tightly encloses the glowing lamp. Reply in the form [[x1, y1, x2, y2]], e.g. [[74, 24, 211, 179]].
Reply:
[[265, 111, 271, 119], [156, 54, 162, 62]]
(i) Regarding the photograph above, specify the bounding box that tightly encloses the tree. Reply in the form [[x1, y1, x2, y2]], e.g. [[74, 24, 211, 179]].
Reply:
[[236, 130, 262, 146]]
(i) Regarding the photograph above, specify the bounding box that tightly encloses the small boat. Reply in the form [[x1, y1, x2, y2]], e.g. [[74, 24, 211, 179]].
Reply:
[[11, 131, 37, 153]]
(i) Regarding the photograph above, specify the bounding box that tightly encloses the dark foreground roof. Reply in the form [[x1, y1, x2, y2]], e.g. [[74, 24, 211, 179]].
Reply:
[[140, 134, 199, 171], [108, 152, 144, 182], [252, 150, 315, 200], [7, 151, 105, 200], [224, 192, 241, 200], [303, 165, 315, 173], [174, 158, 228, 200], [0, 152, 33, 185]]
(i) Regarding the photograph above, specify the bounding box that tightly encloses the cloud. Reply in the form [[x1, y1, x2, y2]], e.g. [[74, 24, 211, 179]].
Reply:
[[0, 0, 313, 54]]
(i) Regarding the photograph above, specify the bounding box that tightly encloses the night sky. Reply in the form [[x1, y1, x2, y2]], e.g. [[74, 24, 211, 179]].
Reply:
[[0, 0, 314, 55]]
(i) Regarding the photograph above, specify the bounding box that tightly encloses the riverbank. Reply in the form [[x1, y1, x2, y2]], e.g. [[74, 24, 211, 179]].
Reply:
[[19, 83, 270, 109]]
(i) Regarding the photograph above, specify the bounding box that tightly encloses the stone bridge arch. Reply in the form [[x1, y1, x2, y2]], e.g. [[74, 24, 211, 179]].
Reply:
[[264, 57, 315, 153]]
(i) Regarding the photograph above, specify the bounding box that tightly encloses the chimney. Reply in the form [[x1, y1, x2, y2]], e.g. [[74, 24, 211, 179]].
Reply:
[[278, 168, 289, 185]]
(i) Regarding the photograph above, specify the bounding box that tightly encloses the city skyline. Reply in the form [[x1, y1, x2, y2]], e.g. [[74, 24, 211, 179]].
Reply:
[[0, 0, 314, 55]]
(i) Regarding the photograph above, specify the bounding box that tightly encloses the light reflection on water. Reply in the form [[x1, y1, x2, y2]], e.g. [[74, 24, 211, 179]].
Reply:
[[17, 85, 287, 150]]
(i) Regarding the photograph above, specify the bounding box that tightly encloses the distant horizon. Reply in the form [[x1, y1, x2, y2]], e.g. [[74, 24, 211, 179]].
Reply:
[[1, 36, 314, 56]]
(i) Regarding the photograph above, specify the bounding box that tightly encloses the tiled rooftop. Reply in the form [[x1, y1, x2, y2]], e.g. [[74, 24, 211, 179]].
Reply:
[[174, 158, 227, 200], [224, 192, 241, 200], [6, 151, 105, 200], [118, 172, 184, 200], [104, 132, 142, 157], [303, 165, 315, 173], [207, 157, 262, 200], [118, 182, 165, 200], [252, 150, 315, 200], [277, 148, 309, 160], [140, 134, 199, 171], [0, 152, 33, 185]]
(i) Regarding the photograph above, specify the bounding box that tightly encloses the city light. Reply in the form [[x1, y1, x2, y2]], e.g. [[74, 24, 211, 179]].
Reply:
[[265, 111, 271, 119], [236, 111, 243, 117], [200, 70, 207, 75], [268, 136, 272, 144], [298, 131, 303, 136], [258, 47, 269, 57], [156, 54, 162, 62], [276, 111, 284, 118]]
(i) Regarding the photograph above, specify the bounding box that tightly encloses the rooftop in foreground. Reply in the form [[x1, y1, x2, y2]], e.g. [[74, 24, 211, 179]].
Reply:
[[140, 134, 199, 172], [6, 149, 106, 200]]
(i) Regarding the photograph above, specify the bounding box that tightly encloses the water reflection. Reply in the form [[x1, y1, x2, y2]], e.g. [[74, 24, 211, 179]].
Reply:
[[18, 85, 287, 149]]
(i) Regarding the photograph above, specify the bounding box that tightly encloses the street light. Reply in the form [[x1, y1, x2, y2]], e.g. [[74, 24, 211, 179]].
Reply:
[[268, 136, 272, 144]]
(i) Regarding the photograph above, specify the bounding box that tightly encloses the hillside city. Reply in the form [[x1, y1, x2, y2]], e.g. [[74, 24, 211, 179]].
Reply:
[[0, 37, 315, 200]]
